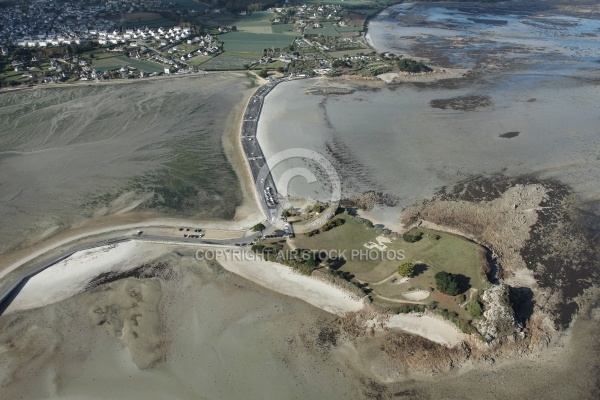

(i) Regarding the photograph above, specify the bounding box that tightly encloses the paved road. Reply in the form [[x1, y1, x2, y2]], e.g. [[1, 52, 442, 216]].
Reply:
[[241, 78, 285, 225]]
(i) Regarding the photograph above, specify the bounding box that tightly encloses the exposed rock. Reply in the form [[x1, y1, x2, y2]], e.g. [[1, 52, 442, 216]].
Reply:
[[342, 190, 398, 211], [475, 284, 518, 341]]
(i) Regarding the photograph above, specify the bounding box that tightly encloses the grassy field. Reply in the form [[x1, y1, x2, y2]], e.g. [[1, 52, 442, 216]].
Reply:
[[92, 55, 165, 73], [291, 215, 489, 318], [203, 10, 274, 29], [271, 24, 297, 34], [219, 32, 295, 52], [304, 26, 342, 37], [0, 70, 30, 83], [188, 54, 213, 67], [198, 52, 260, 70]]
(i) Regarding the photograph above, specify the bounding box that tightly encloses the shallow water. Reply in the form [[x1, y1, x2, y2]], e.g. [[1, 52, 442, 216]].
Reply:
[[259, 4, 600, 227], [368, 3, 600, 71]]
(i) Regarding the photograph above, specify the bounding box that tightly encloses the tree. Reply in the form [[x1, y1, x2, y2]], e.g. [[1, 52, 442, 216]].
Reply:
[[434, 271, 459, 296], [258, 69, 268, 78], [252, 223, 266, 232], [397, 261, 415, 277]]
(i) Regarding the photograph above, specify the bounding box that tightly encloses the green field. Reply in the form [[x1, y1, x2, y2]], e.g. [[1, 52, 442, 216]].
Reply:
[[335, 25, 363, 32], [92, 55, 165, 73], [188, 54, 213, 67], [204, 11, 274, 30], [304, 27, 342, 37], [271, 24, 297, 34], [219, 32, 294, 52], [0, 70, 30, 83], [198, 52, 260, 70], [290, 214, 489, 317]]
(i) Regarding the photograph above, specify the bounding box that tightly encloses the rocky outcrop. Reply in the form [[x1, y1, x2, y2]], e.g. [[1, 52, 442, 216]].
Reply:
[[475, 284, 518, 341]]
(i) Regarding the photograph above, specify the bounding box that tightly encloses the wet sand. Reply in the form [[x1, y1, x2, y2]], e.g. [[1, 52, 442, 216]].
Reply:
[[0, 74, 252, 256], [0, 248, 371, 399]]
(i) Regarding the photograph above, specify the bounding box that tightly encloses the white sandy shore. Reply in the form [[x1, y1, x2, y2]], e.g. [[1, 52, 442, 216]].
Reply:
[[3, 241, 165, 314], [218, 256, 364, 316], [384, 314, 464, 346], [4, 238, 465, 346], [218, 255, 465, 346]]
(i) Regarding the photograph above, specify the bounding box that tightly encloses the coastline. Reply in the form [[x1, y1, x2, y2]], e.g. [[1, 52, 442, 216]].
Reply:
[[0, 69, 476, 349]]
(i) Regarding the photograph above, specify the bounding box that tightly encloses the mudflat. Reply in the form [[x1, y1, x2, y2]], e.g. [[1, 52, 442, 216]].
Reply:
[[0, 74, 250, 255]]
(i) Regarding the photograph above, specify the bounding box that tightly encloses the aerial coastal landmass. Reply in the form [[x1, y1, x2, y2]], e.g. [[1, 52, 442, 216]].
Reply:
[[0, 0, 599, 399]]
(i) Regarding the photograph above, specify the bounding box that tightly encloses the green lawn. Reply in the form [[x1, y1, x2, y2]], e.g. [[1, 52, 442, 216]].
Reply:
[[218, 32, 294, 52], [292, 215, 489, 300]]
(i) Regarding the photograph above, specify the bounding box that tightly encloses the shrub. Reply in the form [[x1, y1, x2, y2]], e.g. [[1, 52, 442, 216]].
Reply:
[[467, 299, 484, 318], [402, 231, 423, 243], [396, 304, 427, 314], [436, 308, 476, 334], [434, 271, 459, 296], [252, 223, 266, 232], [320, 217, 345, 233], [312, 203, 326, 214]]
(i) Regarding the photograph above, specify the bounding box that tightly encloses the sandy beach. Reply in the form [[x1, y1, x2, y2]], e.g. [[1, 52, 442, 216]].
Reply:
[[218, 256, 365, 315], [2, 241, 165, 314]]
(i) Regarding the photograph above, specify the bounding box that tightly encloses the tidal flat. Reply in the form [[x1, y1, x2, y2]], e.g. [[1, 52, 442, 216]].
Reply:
[[0, 75, 248, 255]]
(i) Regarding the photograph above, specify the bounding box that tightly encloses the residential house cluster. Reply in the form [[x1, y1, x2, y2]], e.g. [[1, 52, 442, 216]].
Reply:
[[271, 4, 346, 31], [1, 0, 162, 47]]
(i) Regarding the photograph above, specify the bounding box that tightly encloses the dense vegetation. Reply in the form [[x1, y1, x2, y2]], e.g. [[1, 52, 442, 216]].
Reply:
[[320, 217, 345, 233], [434, 271, 459, 296], [402, 231, 423, 243], [397, 58, 432, 73], [251, 244, 318, 275]]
